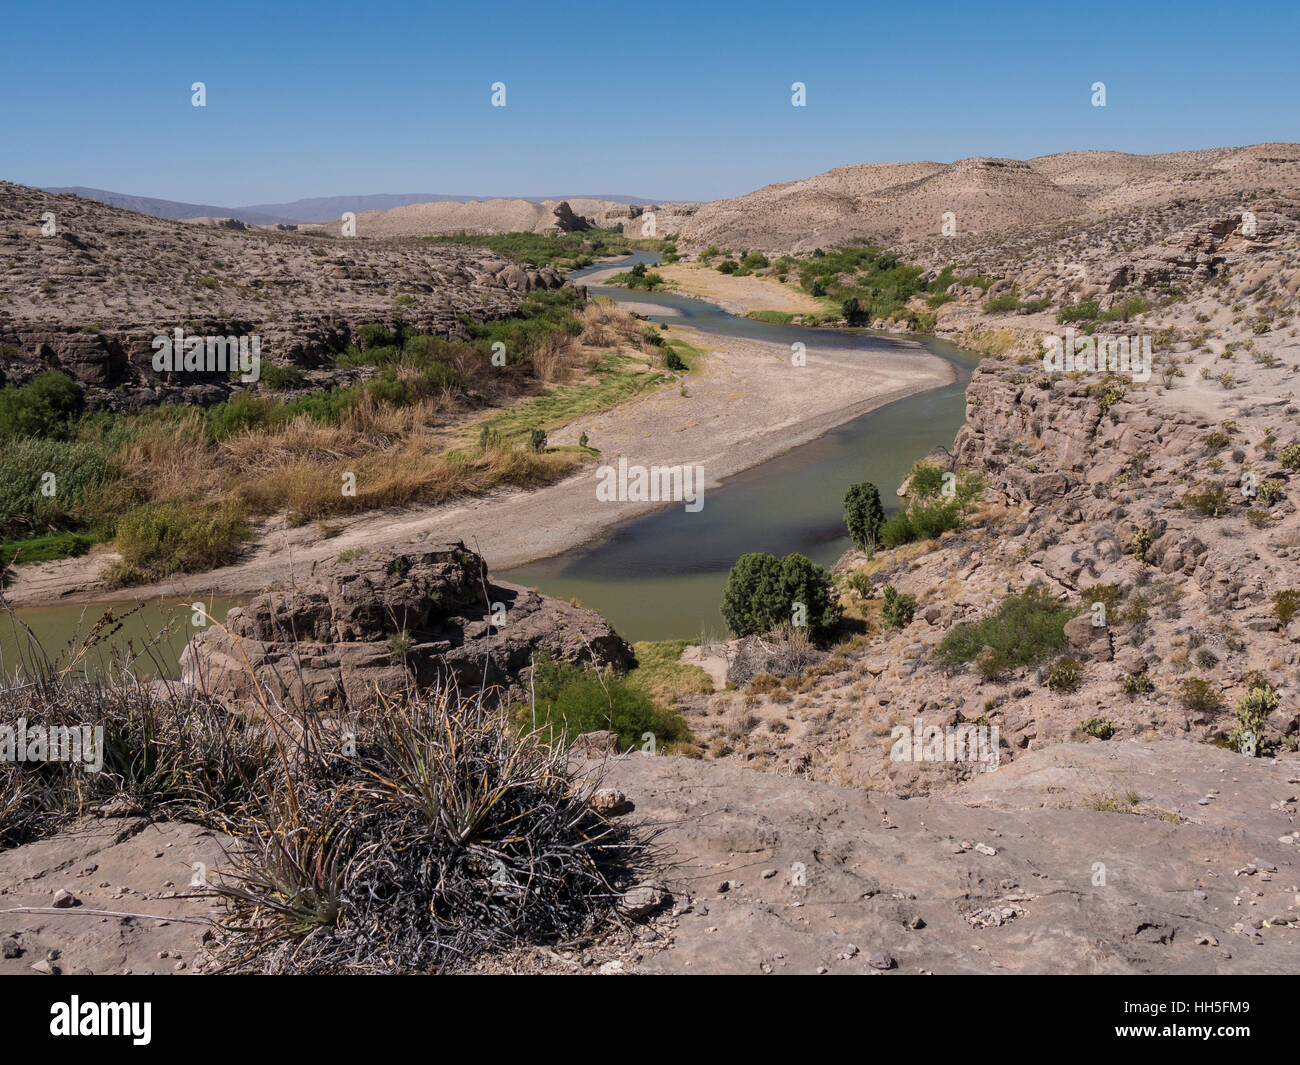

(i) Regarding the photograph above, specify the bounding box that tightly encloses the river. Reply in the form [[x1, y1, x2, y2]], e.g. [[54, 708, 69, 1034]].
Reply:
[[1, 252, 976, 674], [499, 252, 978, 640]]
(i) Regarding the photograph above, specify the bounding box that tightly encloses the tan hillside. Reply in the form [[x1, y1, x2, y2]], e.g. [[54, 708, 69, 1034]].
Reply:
[[671, 144, 1300, 253]]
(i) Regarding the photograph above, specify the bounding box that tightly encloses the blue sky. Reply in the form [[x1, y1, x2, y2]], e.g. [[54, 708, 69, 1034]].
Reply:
[[2, 0, 1297, 204]]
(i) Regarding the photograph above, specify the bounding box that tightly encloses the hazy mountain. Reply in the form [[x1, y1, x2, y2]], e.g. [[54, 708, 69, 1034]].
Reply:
[[43, 187, 657, 226]]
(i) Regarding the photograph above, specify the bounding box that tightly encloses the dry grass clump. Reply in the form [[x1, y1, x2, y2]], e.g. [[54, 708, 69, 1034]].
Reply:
[[1, 616, 650, 973], [210, 684, 642, 973], [0, 612, 268, 847]]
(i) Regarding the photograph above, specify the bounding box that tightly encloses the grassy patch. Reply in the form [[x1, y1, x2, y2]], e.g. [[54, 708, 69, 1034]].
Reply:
[[473, 352, 666, 446], [522, 655, 691, 752], [103, 500, 252, 587], [626, 640, 715, 704], [0, 530, 97, 565], [935, 588, 1073, 679]]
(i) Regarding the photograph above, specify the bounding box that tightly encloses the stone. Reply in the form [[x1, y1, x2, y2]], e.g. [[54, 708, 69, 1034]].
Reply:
[[181, 543, 632, 710]]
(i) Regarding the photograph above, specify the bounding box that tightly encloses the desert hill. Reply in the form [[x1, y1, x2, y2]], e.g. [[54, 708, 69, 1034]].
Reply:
[[0, 182, 566, 408], [668, 143, 1300, 252]]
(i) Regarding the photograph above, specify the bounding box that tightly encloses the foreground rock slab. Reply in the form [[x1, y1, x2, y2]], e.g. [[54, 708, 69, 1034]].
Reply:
[[594, 739, 1300, 974], [0, 819, 226, 976]]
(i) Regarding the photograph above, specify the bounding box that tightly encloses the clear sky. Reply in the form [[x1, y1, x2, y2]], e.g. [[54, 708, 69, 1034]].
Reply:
[[2, 0, 1297, 205]]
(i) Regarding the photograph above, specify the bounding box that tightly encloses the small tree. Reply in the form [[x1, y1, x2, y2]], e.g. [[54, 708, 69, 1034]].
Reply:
[[721, 552, 839, 638], [843, 481, 885, 555], [841, 297, 867, 326]]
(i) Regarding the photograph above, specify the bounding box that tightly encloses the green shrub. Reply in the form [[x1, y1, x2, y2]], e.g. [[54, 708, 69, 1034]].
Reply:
[[983, 293, 1021, 314], [906, 461, 947, 500], [1045, 657, 1083, 693], [843, 481, 884, 553], [1258, 480, 1285, 505], [106, 500, 251, 585], [1182, 482, 1228, 516], [354, 322, 399, 349], [1231, 685, 1279, 755], [1274, 588, 1300, 626], [741, 252, 769, 269], [935, 588, 1072, 679], [0, 371, 84, 439], [1057, 301, 1101, 323], [1280, 443, 1300, 471], [720, 552, 840, 638], [526, 656, 689, 752], [528, 428, 547, 452], [881, 585, 917, 628], [260, 364, 307, 390], [1121, 669, 1154, 699], [842, 297, 868, 325], [664, 350, 687, 372], [879, 498, 963, 548], [422, 362, 462, 393], [1081, 716, 1116, 740]]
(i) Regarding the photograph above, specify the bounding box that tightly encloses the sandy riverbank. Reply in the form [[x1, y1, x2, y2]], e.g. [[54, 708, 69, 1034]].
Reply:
[[5, 324, 953, 608], [584, 261, 825, 317]]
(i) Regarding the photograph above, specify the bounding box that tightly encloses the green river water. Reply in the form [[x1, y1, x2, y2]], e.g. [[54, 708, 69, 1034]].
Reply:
[[3, 252, 976, 673]]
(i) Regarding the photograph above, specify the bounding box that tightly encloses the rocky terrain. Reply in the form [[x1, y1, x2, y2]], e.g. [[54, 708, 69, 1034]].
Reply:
[[0, 182, 569, 410], [669, 187, 1300, 813]]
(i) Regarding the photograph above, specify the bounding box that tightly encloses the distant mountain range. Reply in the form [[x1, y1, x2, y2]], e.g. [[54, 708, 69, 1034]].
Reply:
[[43, 187, 657, 225]]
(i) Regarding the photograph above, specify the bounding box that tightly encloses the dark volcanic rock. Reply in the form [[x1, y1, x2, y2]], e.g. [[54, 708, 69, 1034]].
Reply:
[[179, 542, 632, 709]]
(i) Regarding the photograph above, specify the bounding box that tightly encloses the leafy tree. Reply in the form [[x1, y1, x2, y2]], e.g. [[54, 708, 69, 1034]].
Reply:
[[843, 481, 884, 554], [841, 297, 867, 325], [721, 552, 839, 638], [0, 371, 84, 439]]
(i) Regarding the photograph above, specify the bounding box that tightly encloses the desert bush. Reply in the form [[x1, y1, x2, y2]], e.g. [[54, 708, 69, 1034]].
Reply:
[[1178, 677, 1222, 714], [105, 500, 251, 585], [1274, 588, 1300, 626], [1081, 716, 1116, 739], [214, 683, 646, 973], [259, 364, 306, 390], [1230, 684, 1280, 756], [1045, 657, 1083, 693], [1280, 443, 1300, 471], [720, 552, 840, 638], [1121, 668, 1154, 698], [881, 585, 917, 628], [935, 588, 1072, 679], [1182, 482, 1228, 516]]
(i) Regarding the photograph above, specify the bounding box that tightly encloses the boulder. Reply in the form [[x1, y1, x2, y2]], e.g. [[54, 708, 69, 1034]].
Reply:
[[180, 542, 632, 710]]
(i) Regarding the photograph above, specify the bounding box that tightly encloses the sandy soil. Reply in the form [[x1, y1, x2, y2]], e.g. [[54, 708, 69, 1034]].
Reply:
[[5, 325, 953, 606]]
